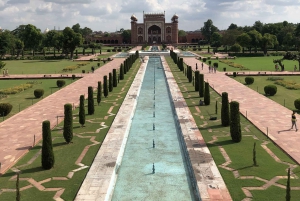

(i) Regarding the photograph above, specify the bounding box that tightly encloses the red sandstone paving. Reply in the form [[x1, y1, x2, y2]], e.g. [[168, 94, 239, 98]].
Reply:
[[184, 57, 300, 164], [0, 47, 143, 175]]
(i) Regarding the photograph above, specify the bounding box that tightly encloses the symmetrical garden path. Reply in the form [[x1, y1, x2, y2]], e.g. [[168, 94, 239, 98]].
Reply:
[[0, 46, 141, 175], [184, 57, 300, 165]]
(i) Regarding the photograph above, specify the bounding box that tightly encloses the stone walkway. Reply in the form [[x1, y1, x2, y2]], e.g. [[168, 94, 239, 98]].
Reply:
[[0, 45, 141, 175], [183, 57, 300, 164]]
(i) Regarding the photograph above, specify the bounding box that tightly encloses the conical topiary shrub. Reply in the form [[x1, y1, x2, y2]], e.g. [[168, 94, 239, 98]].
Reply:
[[79, 95, 85, 127], [113, 69, 117, 87], [97, 81, 102, 106], [109, 72, 113, 92], [103, 75, 108, 98], [230, 101, 241, 142], [63, 103, 73, 143], [199, 74, 204, 97], [195, 71, 199, 91], [42, 120, 55, 169], [88, 86, 94, 115], [221, 92, 230, 126], [204, 82, 210, 105]]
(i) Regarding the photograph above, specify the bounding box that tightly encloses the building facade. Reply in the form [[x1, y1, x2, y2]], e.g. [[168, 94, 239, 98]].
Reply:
[[131, 12, 178, 44]]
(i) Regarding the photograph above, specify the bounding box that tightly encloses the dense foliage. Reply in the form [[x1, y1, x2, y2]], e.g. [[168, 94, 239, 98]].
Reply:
[[230, 101, 242, 142]]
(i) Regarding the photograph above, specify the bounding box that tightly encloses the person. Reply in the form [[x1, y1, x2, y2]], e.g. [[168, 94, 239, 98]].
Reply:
[[3, 69, 5, 77], [91, 66, 95, 73], [294, 65, 297, 72], [199, 99, 204, 106], [291, 111, 298, 131], [196, 63, 198, 70], [201, 63, 203, 70]]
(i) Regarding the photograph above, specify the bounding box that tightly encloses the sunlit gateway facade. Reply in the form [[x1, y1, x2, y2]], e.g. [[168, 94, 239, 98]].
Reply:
[[130, 12, 178, 44]]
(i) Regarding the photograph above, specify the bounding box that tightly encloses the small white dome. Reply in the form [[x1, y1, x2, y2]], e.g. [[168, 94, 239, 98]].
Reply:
[[44, 28, 50, 33]]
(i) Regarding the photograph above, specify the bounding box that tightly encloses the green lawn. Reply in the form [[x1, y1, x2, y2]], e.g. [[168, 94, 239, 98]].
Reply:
[[199, 56, 299, 72], [233, 76, 300, 111], [0, 59, 141, 201], [0, 60, 104, 74], [0, 79, 75, 121], [166, 57, 300, 201]]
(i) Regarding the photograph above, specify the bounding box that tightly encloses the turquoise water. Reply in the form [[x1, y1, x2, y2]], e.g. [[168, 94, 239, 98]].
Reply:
[[113, 52, 129, 58], [111, 57, 195, 201], [180, 51, 196, 57]]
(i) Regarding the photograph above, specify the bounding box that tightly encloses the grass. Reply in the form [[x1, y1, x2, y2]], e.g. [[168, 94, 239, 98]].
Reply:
[[234, 76, 300, 111], [166, 56, 300, 200], [0, 60, 104, 74], [0, 58, 141, 200], [0, 79, 76, 121], [200, 56, 299, 72]]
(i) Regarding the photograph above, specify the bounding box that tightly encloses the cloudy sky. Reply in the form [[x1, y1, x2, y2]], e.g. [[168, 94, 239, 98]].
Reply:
[[0, 0, 299, 32]]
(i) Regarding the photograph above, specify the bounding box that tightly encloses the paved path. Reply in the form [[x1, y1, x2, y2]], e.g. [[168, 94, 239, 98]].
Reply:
[[0, 46, 141, 175], [184, 57, 300, 164]]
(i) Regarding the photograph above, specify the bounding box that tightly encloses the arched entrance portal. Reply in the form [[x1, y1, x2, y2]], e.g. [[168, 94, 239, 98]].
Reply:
[[148, 25, 161, 43]]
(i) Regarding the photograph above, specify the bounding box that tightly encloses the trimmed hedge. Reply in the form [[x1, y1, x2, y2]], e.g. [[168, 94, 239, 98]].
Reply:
[[264, 85, 277, 96], [294, 98, 300, 110], [97, 81, 102, 106], [103, 75, 108, 98], [199, 74, 204, 97], [109, 73, 113, 92], [56, 80, 66, 88], [34, 89, 44, 98], [0, 103, 13, 116], [228, 53, 265, 57], [245, 77, 254, 85], [195, 71, 199, 91]]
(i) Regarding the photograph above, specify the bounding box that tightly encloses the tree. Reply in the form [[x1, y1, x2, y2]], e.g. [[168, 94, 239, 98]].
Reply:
[[236, 33, 251, 50], [178, 30, 187, 37], [103, 75, 108, 98], [14, 39, 24, 57], [199, 74, 204, 97], [113, 69, 117, 87], [0, 61, 6, 70], [41, 120, 55, 169], [228, 23, 238, 30], [201, 19, 219, 43], [63, 104, 73, 143], [286, 168, 291, 201], [97, 81, 102, 106], [62, 27, 83, 59], [247, 30, 262, 53], [72, 23, 81, 34], [261, 33, 278, 55], [230, 101, 241, 142], [0, 30, 15, 57], [253, 21, 264, 34], [22, 24, 43, 54], [221, 92, 230, 126], [230, 43, 242, 53], [121, 29, 131, 43], [109, 72, 113, 92], [44, 30, 63, 54], [88, 86, 94, 115], [204, 82, 210, 105], [79, 95, 85, 127], [211, 32, 222, 48], [222, 29, 243, 46]]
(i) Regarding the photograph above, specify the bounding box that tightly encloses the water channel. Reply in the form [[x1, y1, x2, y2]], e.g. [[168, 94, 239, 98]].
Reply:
[[111, 56, 196, 200]]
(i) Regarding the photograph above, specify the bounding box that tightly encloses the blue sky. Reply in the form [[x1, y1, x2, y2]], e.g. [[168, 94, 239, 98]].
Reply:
[[0, 0, 299, 32]]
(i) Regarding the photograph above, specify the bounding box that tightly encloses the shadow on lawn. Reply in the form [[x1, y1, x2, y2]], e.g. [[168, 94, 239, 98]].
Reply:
[[207, 139, 235, 148]]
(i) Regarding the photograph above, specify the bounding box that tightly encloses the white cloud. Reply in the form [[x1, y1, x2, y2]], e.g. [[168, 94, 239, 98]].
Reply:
[[0, 0, 299, 32]]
